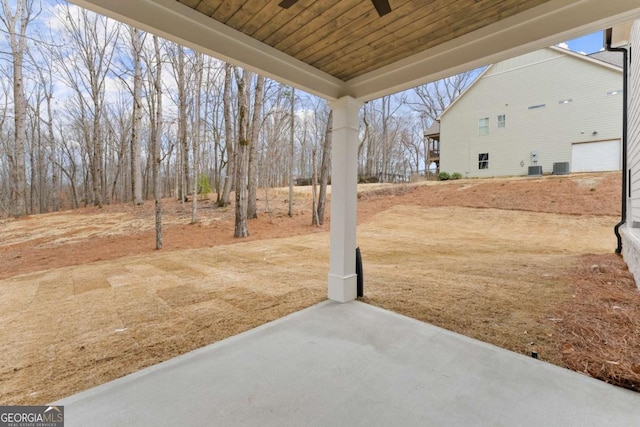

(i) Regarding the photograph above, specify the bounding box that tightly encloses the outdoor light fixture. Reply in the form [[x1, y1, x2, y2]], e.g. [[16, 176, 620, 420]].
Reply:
[[592, 131, 598, 136]]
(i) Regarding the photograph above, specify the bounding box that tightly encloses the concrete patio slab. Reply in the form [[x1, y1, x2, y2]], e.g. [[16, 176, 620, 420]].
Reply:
[[57, 300, 640, 426]]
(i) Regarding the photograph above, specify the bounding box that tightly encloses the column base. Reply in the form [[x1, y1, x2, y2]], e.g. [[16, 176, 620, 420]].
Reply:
[[328, 273, 358, 303]]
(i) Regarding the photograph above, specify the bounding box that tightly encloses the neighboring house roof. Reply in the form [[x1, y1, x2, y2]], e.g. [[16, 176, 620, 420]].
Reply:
[[589, 50, 625, 67], [437, 46, 623, 120], [424, 122, 440, 138]]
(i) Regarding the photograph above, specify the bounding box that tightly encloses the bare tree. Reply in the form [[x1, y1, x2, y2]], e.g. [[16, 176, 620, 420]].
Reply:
[[258, 81, 289, 191], [54, 5, 121, 208], [288, 87, 295, 217], [247, 74, 265, 219], [360, 101, 378, 178], [0, 73, 10, 213], [233, 67, 250, 238], [130, 27, 145, 205], [34, 50, 59, 212], [315, 109, 332, 225], [56, 126, 81, 209], [412, 71, 477, 123], [191, 52, 204, 224], [167, 44, 190, 203], [0, 0, 35, 216], [26, 40, 59, 213], [219, 63, 234, 207], [151, 35, 164, 249], [201, 58, 226, 203]]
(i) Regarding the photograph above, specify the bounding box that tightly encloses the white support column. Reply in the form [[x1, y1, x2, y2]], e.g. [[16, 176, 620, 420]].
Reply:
[[327, 96, 363, 302]]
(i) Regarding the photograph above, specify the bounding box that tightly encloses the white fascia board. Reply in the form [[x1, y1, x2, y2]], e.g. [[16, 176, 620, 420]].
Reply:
[[67, 0, 345, 100], [344, 0, 640, 102], [436, 66, 492, 121], [549, 45, 623, 72]]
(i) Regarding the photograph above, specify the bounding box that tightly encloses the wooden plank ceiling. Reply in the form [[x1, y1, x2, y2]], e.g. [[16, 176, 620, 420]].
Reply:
[[177, 0, 551, 81]]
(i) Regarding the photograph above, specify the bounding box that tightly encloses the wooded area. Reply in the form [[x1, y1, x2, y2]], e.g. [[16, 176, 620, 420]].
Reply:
[[0, 0, 474, 236]]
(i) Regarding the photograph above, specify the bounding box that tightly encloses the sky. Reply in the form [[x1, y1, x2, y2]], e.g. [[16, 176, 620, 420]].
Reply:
[[558, 31, 605, 54]]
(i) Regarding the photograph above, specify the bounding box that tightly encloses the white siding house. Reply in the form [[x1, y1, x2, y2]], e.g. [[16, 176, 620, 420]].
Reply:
[[621, 21, 640, 288], [439, 47, 623, 178]]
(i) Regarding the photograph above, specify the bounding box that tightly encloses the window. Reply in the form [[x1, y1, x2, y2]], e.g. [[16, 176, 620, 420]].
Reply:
[[478, 117, 489, 135], [478, 153, 489, 169], [497, 114, 506, 128]]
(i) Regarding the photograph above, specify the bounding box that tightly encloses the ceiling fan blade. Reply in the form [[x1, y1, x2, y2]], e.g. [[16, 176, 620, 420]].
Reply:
[[371, 0, 392, 16], [279, 0, 391, 17], [279, 0, 299, 9]]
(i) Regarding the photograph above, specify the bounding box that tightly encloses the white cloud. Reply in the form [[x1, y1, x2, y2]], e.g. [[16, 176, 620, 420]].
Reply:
[[556, 42, 569, 50]]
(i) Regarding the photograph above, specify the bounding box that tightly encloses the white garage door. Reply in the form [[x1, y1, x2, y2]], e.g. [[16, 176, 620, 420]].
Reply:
[[571, 140, 621, 173]]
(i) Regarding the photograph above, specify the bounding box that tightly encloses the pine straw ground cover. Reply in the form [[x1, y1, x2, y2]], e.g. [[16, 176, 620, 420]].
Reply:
[[554, 254, 640, 391]]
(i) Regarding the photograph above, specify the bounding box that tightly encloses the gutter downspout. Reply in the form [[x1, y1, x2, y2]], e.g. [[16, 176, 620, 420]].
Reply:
[[606, 29, 629, 254]]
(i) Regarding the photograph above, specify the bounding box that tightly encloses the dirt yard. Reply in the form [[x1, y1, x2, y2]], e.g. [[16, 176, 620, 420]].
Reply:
[[1, 172, 639, 405]]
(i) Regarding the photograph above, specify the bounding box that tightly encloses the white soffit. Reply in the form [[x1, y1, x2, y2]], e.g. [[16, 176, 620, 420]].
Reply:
[[68, 0, 640, 102]]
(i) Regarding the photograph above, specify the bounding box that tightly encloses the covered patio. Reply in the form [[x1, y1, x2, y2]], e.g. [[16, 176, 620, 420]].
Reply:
[[60, 0, 640, 424]]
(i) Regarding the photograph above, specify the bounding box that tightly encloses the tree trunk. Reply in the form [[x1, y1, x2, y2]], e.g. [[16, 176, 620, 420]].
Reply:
[[220, 63, 234, 207], [131, 28, 144, 205], [91, 95, 103, 208], [234, 68, 250, 238], [288, 87, 295, 217], [1, 0, 31, 216], [177, 46, 189, 202], [364, 103, 376, 178], [191, 53, 204, 224], [381, 95, 389, 182], [316, 110, 332, 225], [45, 93, 59, 212], [311, 148, 319, 226], [247, 74, 265, 219], [153, 35, 163, 250]]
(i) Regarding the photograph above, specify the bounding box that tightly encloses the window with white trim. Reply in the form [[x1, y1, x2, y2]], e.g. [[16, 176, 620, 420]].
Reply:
[[497, 114, 506, 128], [478, 117, 489, 135]]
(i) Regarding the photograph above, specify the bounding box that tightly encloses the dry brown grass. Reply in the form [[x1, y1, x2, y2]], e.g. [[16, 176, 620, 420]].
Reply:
[[0, 235, 328, 404], [1, 171, 639, 404], [359, 205, 615, 366]]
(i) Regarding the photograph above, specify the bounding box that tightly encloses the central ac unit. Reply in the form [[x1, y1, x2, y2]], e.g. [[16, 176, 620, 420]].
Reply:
[[553, 162, 570, 175], [528, 166, 543, 176]]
